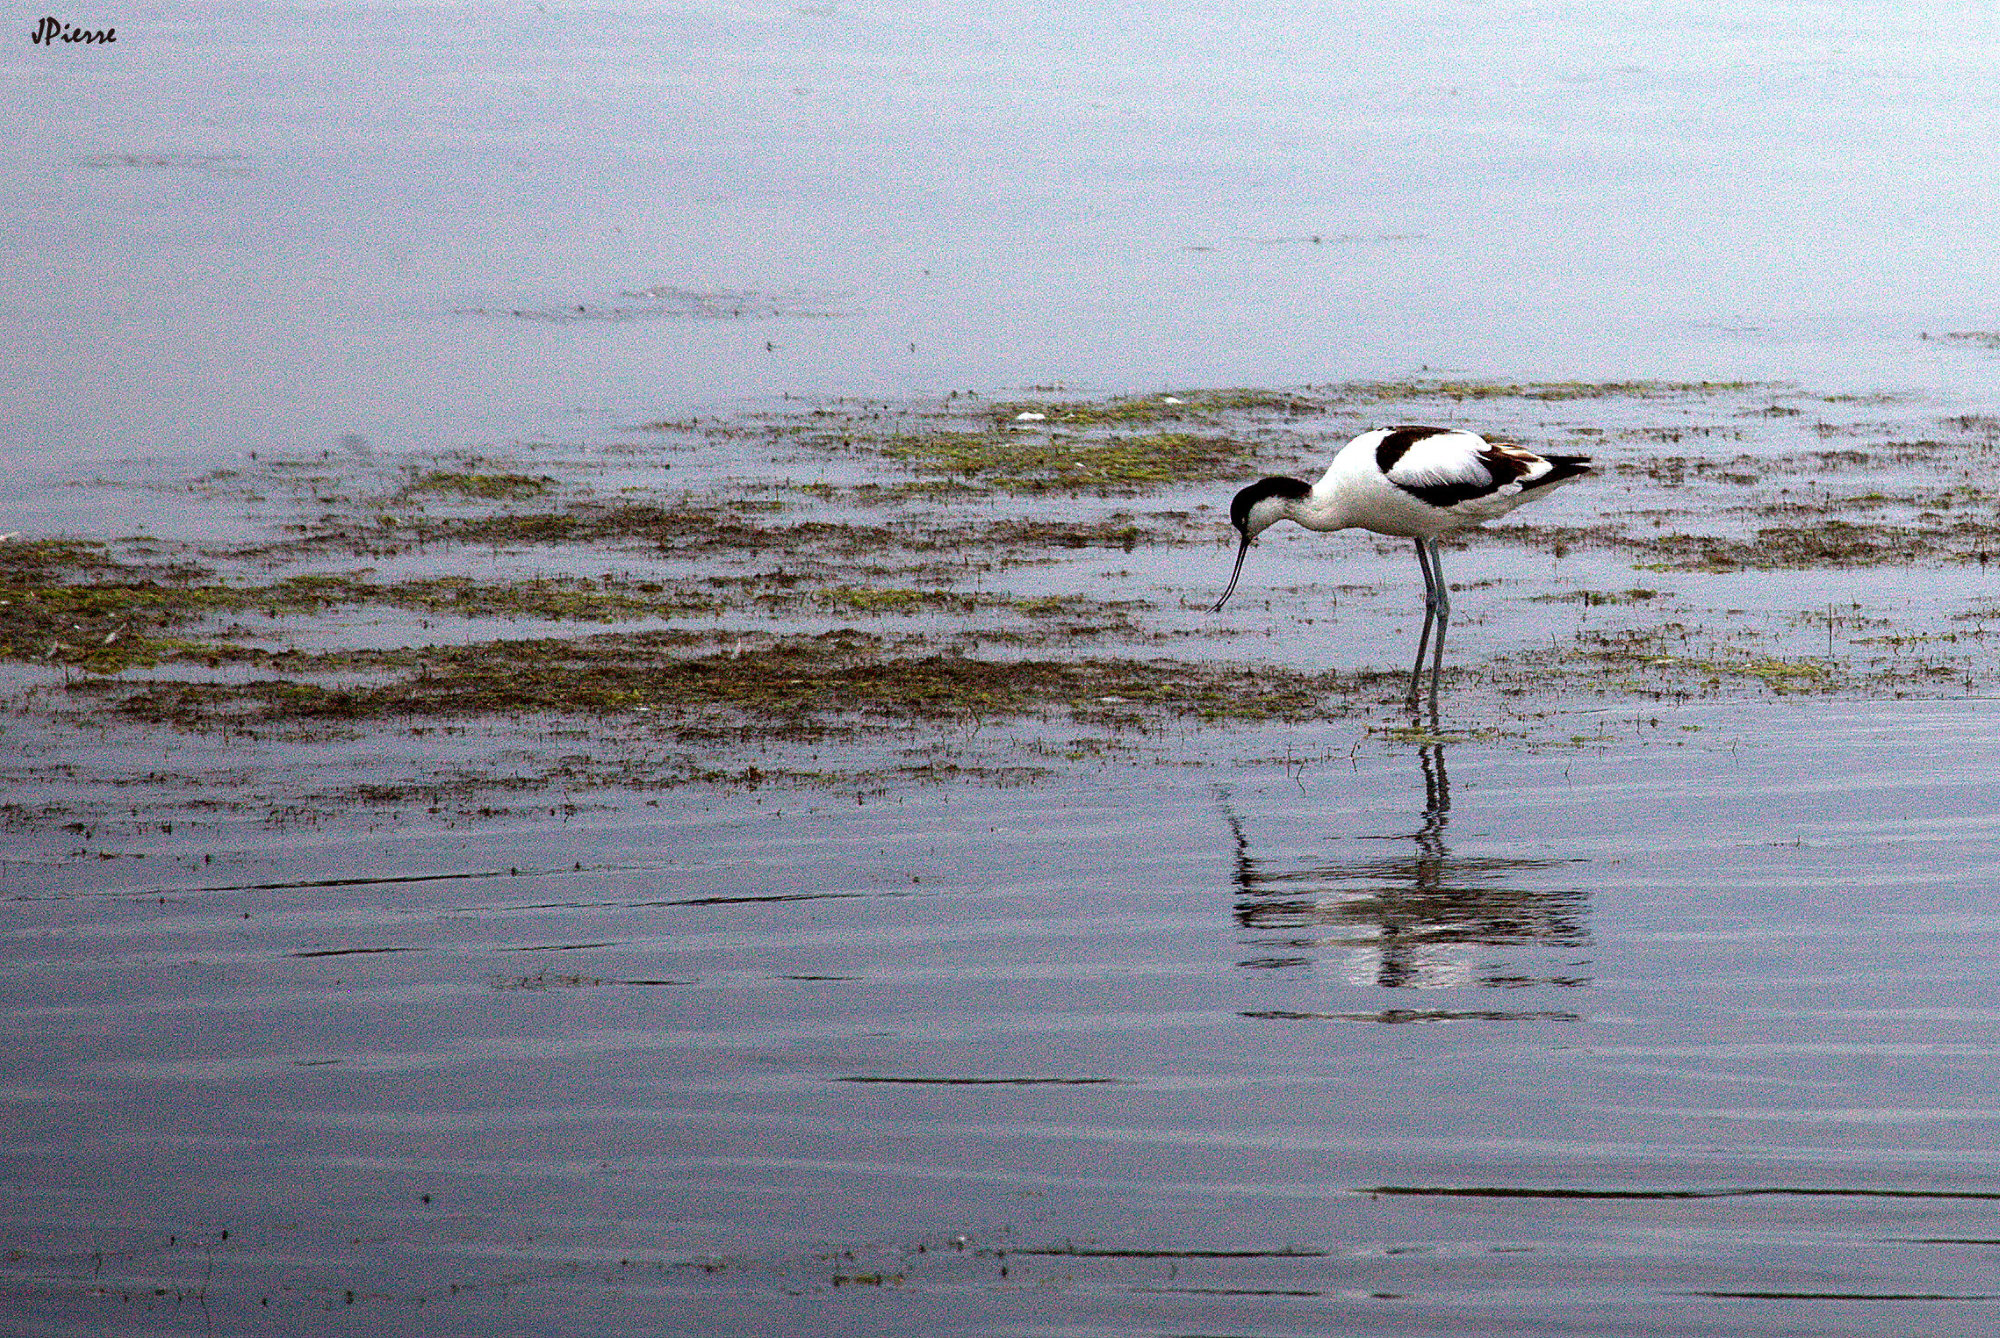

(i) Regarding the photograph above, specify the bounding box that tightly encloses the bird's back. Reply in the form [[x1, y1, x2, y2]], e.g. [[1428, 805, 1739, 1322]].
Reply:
[[1318, 426, 1589, 538]]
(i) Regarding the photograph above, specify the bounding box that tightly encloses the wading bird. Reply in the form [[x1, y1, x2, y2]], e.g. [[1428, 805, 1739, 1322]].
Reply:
[[1212, 425, 1592, 716]]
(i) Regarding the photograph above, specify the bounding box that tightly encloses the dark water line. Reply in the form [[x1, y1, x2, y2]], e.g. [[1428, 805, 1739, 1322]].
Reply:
[[8, 868, 529, 903], [288, 945, 429, 958], [671, 891, 877, 906], [837, 1076, 1126, 1085], [1246, 1008, 1585, 1022], [1367, 1186, 2000, 1202], [1688, 1291, 2000, 1302], [1129, 1285, 1328, 1296], [163, 869, 521, 896], [1019, 1246, 1329, 1258]]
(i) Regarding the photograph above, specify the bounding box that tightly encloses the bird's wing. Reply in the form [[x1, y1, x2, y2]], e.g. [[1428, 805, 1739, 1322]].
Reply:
[[1378, 429, 1514, 508]]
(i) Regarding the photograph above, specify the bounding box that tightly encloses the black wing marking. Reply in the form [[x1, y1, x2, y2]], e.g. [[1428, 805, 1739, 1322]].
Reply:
[[1373, 425, 1454, 474], [1379, 429, 1506, 508]]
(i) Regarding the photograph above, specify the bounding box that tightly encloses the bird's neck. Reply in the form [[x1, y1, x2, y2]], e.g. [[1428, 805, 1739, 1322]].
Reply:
[[1281, 488, 1352, 533]]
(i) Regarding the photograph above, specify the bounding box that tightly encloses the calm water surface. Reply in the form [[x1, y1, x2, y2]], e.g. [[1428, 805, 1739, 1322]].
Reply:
[[8, 0, 2000, 475], [7, 702, 2000, 1334]]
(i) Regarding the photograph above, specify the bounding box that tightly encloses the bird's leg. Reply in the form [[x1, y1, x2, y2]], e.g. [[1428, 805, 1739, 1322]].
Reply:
[[1407, 538, 1438, 711], [1426, 539, 1450, 720]]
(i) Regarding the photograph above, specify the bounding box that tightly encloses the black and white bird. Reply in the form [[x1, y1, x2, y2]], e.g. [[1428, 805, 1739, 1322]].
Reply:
[[1212, 425, 1592, 716]]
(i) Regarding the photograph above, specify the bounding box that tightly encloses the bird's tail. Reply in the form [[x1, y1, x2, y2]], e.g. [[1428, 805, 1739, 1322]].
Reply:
[[1523, 454, 1593, 491]]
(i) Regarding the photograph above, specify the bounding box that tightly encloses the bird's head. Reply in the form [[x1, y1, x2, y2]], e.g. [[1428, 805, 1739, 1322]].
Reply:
[[1213, 476, 1311, 611]]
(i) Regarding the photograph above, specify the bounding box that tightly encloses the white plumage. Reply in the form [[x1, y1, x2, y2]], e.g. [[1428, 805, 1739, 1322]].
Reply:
[[1212, 425, 1593, 716]]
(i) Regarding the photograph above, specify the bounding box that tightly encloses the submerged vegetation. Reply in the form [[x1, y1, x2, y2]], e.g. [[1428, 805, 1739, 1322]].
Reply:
[[401, 469, 555, 500], [875, 428, 1254, 491], [103, 634, 1344, 736]]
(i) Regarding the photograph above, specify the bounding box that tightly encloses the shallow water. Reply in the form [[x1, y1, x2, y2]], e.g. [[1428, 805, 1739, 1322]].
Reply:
[[6, 700, 2000, 1335], [10, 1, 2000, 474]]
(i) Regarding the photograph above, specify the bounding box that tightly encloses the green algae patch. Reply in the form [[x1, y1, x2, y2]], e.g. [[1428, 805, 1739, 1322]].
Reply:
[[0, 560, 728, 672], [223, 499, 789, 562], [104, 632, 1350, 736], [817, 586, 945, 615], [1701, 657, 1832, 689], [983, 389, 1323, 428], [1925, 331, 2000, 350], [1318, 378, 1772, 405], [878, 428, 1260, 492], [0, 538, 123, 578], [0, 567, 734, 674], [274, 573, 724, 621], [228, 495, 1185, 565], [831, 377, 1782, 497], [0, 540, 233, 671], [1632, 519, 2000, 572], [0, 507, 1170, 679], [1532, 588, 1663, 607], [809, 585, 1147, 626], [402, 470, 555, 500]]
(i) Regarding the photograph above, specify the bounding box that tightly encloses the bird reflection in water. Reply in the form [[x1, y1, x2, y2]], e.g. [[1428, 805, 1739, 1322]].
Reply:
[[1223, 746, 1590, 1005]]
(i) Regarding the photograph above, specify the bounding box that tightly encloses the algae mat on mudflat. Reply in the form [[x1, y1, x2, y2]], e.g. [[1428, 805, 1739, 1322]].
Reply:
[[9, 378, 2000, 833]]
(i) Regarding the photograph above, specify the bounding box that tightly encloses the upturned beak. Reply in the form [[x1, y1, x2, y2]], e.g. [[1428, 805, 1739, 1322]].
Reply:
[[1211, 531, 1251, 612]]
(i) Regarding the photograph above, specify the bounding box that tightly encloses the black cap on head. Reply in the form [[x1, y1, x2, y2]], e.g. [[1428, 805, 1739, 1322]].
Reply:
[[1229, 476, 1311, 533], [1214, 477, 1308, 610]]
